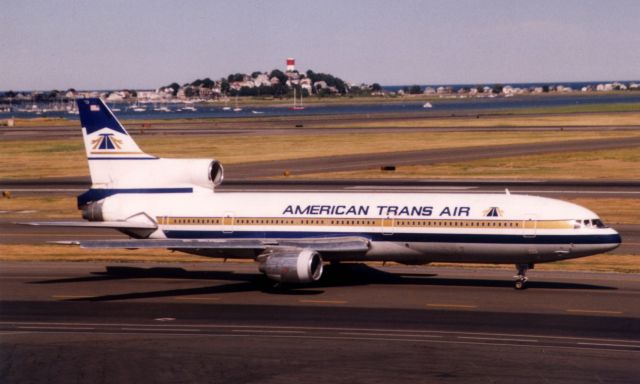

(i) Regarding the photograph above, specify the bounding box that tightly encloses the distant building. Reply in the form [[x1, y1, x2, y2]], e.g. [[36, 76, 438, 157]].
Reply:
[[106, 92, 125, 101], [286, 58, 295, 72], [314, 80, 328, 90], [596, 83, 613, 91], [253, 73, 271, 87], [300, 78, 312, 93], [199, 87, 213, 98], [502, 85, 514, 96]]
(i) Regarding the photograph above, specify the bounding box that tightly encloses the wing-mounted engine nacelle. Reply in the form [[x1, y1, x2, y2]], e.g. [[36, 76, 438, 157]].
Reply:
[[258, 248, 324, 283]]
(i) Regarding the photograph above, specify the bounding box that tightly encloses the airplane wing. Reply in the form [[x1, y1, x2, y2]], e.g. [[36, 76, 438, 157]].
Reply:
[[55, 236, 371, 254], [23, 221, 157, 229]]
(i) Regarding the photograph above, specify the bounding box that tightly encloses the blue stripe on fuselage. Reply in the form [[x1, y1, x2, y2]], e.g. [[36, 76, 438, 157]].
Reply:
[[77, 188, 193, 207], [161, 230, 621, 245]]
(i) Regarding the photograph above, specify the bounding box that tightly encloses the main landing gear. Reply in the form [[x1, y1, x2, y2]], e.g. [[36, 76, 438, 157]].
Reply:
[[514, 263, 534, 290]]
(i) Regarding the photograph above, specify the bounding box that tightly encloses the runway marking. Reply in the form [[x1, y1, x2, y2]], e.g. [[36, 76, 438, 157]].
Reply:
[[299, 299, 348, 304], [231, 329, 307, 334], [577, 342, 640, 349], [339, 332, 443, 338], [175, 296, 221, 301], [566, 309, 623, 315], [17, 326, 95, 330], [51, 295, 94, 300], [426, 303, 477, 309], [458, 336, 538, 343], [2, 329, 638, 352], [121, 327, 201, 332], [3, 321, 639, 346]]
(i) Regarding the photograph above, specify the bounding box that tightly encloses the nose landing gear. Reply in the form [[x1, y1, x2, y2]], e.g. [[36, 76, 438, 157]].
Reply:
[[514, 263, 533, 290]]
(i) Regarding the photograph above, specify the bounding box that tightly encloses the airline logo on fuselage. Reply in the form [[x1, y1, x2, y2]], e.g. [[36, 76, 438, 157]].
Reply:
[[484, 207, 504, 217]]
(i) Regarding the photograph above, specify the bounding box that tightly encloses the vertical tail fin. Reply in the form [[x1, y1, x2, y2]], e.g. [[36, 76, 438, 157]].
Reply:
[[77, 98, 152, 159], [77, 98, 156, 186]]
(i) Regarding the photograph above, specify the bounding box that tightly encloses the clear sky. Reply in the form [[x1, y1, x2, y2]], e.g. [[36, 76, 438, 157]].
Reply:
[[1, 0, 639, 90]]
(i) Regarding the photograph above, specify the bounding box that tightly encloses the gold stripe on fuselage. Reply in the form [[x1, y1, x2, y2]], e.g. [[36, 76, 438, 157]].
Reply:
[[155, 216, 573, 230]]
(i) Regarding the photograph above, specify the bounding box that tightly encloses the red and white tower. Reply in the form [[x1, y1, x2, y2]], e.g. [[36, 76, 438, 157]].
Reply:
[[286, 58, 295, 72]]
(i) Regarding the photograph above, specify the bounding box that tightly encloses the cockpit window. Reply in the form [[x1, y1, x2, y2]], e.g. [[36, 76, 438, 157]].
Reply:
[[574, 219, 608, 229]]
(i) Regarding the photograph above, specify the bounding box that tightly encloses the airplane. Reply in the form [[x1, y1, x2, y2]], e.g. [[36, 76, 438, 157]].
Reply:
[[26, 98, 621, 289]]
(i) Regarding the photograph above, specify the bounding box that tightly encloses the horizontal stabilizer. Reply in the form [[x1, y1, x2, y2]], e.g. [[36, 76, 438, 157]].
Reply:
[[54, 236, 370, 253], [20, 221, 157, 230]]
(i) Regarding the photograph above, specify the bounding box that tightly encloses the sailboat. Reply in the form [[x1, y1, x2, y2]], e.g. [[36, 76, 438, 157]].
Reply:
[[233, 94, 242, 112], [290, 87, 305, 110], [130, 100, 146, 112], [180, 101, 197, 112]]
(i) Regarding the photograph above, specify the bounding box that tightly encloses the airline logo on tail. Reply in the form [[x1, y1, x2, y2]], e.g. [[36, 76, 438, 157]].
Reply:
[[78, 98, 153, 159], [91, 133, 123, 150]]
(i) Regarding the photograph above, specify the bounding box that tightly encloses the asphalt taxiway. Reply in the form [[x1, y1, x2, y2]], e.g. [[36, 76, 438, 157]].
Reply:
[[1, 261, 639, 383]]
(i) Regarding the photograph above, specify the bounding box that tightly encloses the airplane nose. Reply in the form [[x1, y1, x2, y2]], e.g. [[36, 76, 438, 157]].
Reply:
[[607, 229, 622, 251]]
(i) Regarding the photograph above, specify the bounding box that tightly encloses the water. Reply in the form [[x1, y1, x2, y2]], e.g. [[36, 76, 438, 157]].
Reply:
[[1, 93, 639, 121], [382, 80, 640, 93]]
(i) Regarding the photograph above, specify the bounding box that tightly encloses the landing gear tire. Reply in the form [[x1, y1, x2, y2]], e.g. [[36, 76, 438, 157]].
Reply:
[[514, 263, 533, 290]]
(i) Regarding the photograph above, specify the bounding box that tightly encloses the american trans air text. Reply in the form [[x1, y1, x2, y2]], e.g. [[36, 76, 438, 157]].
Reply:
[[282, 205, 471, 217]]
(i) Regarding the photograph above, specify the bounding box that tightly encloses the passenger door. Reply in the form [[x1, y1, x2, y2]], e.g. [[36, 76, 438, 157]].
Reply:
[[223, 212, 235, 234], [382, 217, 395, 235], [522, 215, 537, 238]]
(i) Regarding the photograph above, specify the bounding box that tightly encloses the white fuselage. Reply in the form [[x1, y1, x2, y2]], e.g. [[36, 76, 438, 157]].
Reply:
[[95, 188, 621, 264]]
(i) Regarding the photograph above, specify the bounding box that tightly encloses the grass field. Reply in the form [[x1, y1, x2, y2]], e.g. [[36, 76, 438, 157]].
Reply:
[[326, 111, 640, 129], [2, 130, 640, 179], [297, 147, 640, 180], [9, 108, 640, 129]]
